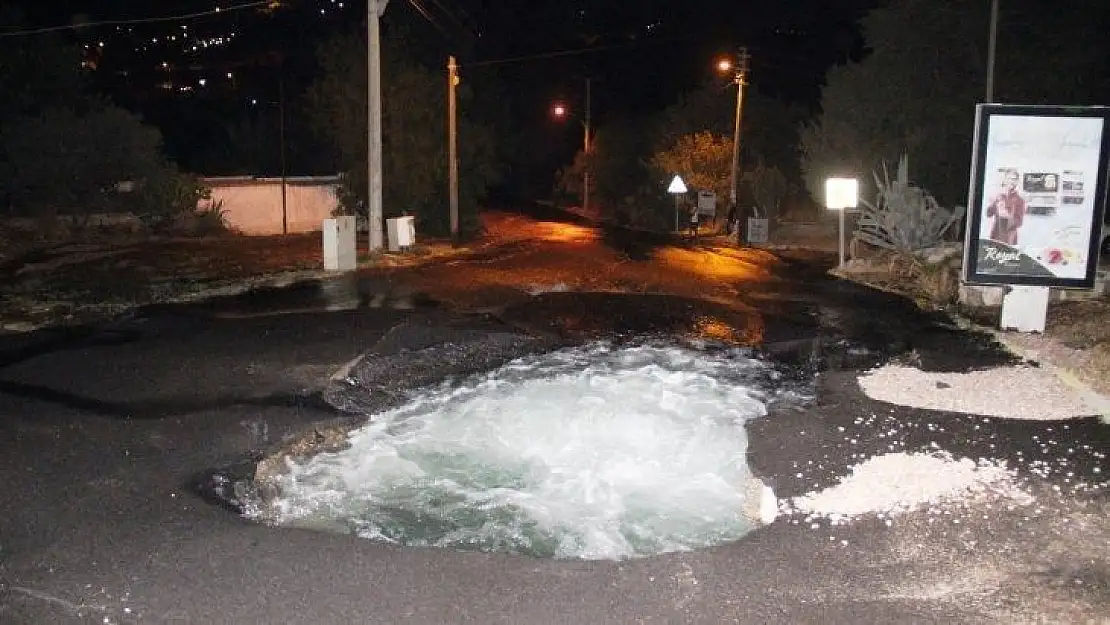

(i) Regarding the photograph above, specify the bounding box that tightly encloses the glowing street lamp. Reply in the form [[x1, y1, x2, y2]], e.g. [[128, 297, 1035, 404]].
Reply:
[[667, 174, 688, 232], [715, 49, 749, 218], [551, 102, 568, 119], [825, 177, 859, 268]]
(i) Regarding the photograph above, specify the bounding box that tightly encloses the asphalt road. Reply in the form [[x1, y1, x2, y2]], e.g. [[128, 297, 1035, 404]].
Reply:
[[1, 213, 1107, 624]]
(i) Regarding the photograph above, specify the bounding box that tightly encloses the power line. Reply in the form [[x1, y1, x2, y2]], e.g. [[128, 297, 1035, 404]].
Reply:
[[425, 0, 475, 36], [464, 36, 692, 69], [430, 0, 481, 37], [406, 0, 450, 37], [0, 1, 272, 38]]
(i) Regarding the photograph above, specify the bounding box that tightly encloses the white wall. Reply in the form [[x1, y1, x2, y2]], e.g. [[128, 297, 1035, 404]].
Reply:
[[202, 177, 342, 236]]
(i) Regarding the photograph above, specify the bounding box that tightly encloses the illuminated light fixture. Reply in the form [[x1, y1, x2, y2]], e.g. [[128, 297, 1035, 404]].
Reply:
[[824, 176, 860, 268], [824, 177, 859, 210]]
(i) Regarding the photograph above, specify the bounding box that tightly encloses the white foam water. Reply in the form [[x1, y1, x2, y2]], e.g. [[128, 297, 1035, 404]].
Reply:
[[261, 342, 791, 560]]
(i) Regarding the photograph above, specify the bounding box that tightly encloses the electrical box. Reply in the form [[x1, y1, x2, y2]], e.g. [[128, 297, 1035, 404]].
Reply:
[[387, 215, 416, 252], [747, 218, 769, 244], [323, 216, 357, 271], [697, 190, 717, 217]]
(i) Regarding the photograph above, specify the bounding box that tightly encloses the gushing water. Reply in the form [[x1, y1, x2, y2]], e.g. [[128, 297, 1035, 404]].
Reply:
[[259, 342, 790, 560]]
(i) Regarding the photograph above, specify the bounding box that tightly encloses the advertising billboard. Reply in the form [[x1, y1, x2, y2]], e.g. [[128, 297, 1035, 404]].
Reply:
[[962, 104, 1110, 289]]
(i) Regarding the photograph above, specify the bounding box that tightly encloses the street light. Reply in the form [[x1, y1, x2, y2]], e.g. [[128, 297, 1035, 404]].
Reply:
[[550, 80, 594, 215], [825, 177, 859, 268], [668, 174, 688, 233], [715, 48, 750, 222]]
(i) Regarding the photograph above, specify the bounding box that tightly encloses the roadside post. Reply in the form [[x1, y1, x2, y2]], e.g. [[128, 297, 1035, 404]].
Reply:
[[962, 104, 1110, 333], [825, 177, 859, 268], [668, 175, 688, 233]]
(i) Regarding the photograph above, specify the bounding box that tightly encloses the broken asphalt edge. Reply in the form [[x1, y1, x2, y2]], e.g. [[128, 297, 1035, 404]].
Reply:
[[831, 267, 1110, 425]]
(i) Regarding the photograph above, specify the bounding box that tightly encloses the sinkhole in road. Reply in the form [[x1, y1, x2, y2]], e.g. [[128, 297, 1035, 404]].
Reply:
[[256, 342, 799, 560]]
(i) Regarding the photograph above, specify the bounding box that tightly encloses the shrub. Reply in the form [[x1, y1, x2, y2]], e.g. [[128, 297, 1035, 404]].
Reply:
[[856, 154, 964, 253]]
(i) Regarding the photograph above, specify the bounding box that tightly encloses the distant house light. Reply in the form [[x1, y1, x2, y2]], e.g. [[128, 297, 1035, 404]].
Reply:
[[198, 78, 207, 86]]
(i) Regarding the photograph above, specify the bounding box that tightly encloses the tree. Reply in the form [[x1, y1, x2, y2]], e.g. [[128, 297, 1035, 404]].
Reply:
[[0, 106, 205, 224], [0, 7, 204, 225], [651, 132, 734, 201], [556, 115, 656, 202], [306, 31, 501, 237], [0, 6, 91, 120], [742, 163, 790, 222], [801, 0, 1110, 207], [554, 115, 673, 229], [658, 84, 808, 185]]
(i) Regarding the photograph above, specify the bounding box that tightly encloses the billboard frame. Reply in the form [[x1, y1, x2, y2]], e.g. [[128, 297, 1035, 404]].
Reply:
[[962, 104, 1110, 289]]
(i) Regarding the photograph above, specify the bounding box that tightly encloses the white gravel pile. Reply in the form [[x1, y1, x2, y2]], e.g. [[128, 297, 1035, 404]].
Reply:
[[789, 452, 1031, 524], [857, 364, 1093, 420]]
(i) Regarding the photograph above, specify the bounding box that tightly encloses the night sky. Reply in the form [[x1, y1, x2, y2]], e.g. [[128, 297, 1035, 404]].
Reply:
[[5, 0, 881, 177]]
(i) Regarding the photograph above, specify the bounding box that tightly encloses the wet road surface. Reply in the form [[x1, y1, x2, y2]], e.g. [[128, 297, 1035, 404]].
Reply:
[[0, 211, 1107, 623]]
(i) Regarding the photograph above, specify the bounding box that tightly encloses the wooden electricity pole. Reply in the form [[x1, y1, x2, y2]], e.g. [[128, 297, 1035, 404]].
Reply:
[[728, 47, 750, 212], [448, 56, 459, 243], [583, 77, 592, 216]]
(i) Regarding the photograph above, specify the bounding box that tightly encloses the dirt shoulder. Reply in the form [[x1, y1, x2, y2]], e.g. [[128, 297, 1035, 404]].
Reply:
[[833, 255, 1110, 403], [763, 218, 1110, 406], [0, 231, 469, 332]]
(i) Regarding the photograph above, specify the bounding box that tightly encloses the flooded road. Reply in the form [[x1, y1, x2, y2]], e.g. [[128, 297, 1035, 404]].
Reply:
[[0, 210, 1107, 624]]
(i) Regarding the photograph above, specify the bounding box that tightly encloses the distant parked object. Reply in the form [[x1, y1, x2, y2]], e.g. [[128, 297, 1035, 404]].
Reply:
[[200, 176, 342, 236]]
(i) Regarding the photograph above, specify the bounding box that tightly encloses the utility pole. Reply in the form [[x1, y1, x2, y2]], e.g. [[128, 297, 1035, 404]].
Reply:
[[279, 76, 288, 235], [985, 0, 1000, 102], [367, 0, 389, 253], [728, 47, 750, 213], [448, 56, 459, 243], [583, 77, 592, 216]]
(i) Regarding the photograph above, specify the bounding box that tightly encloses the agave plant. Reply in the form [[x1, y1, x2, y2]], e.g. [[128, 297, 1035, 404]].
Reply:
[[855, 154, 965, 253]]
